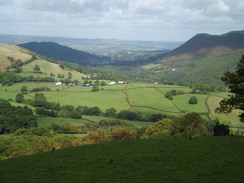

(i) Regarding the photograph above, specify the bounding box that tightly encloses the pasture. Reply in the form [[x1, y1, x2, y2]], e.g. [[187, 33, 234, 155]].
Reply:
[[37, 117, 93, 127], [173, 94, 209, 113], [37, 90, 130, 112], [0, 82, 243, 130], [20, 59, 86, 81], [84, 115, 153, 128], [0, 82, 63, 92], [125, 88, 179, 112], [36, 116, 152, 129], [155, 86, 192, 94], [0, 136, 243, 183], [207, 95, 243, 128]]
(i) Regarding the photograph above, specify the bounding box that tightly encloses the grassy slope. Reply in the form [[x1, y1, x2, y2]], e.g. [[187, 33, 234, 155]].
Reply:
[[0, 82, 64, 92], [0, 137, 243, 183], [0, 44, 32, 71], [21, 59, 86, 81]]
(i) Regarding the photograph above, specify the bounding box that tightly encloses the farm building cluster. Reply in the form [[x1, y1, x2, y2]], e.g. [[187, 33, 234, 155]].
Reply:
[[55, 81, 125, 87]]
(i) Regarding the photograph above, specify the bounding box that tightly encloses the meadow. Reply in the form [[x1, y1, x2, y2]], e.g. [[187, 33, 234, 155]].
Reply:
[[173, 94, 209, 113], [0, 81, 243, 130], [0, 136, 243, 183], [125, 88, 179, 112]]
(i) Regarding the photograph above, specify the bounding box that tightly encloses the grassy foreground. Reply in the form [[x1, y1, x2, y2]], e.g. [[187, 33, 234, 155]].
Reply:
[[0, 136, 243, 183]]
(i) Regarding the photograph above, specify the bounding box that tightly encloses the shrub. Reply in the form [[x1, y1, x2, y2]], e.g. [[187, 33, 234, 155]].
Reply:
[[188, 96, 198, 104]]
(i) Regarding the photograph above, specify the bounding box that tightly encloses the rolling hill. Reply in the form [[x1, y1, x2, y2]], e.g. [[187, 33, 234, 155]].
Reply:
[[158, 30, 244, 59], [19, 42, 109, 66], [0, 44, 34, 71], [0, 43, 88, 80]]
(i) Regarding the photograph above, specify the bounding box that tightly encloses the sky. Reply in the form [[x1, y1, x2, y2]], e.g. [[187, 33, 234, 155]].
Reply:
[[0, 0, 243, 41]]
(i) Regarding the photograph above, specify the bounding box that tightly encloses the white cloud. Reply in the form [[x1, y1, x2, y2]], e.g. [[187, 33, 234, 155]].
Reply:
[[207, 1, 229, 14], [0, 0, 243, 41]]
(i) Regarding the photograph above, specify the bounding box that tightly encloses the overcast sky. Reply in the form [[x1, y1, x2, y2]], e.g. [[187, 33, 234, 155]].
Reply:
[[0, 0, 243, 41]]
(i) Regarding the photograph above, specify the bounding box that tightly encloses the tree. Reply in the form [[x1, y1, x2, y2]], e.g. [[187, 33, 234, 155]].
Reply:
[[188, 96, 198, 104], [15, 94, 25, 103], [20, 86, 28, 94], [175, 113, 207, 137], [165, 92, 173, 100], [50, 73, 55, 77], [101, 81, 106, 86], [112, 126, 137, 141], [94, 80, 100, 86], [33, 64, 40, 72], [91, 85, 99, 92], [141, 118, 175, 139], [14, 68, 22, 73], [213, 122, 230, 136], [105, 107, 117, 117], [216, 55, 244, 122], [68, 72, 72, 79]]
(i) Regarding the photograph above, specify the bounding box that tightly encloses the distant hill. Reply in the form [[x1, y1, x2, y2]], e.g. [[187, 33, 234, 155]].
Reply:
[[0, 44, 33, 71], [141, 30, 244, 87], [158, 30, 244, 59], [0, 34, 181, 53], [19, 42, 108, 66]]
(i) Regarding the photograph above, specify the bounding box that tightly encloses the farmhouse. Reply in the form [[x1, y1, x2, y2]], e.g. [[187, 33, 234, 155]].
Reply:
[[108, 81, 116, 85], [108, 81, 124, 85], [55, 82, 62, 86]]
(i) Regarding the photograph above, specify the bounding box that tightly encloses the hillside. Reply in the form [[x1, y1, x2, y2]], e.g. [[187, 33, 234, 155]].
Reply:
[[0, 44, 33, 71], [19, 42, 108, 66], [20, 59, 87, 81], [0, 137, 243, 183], [159, 30, 244, 59], [141, 30, 244, 87]]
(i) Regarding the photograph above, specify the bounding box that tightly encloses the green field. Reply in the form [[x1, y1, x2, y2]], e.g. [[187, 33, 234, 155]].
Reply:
[[131, 107, 182, 119], [126, 88, 179, 112], [63, 86, 93, 92], [37, 90, 130, 112], [102, 84, 127, 90], [84, 116, 153, 128], [36, 116, 152, 129], [156, 87, 192, 94], [0, 82, 63, 92], [0, 136, 243, 183], [37, 117, 93, 127], [173, 94, 209, 113], [126, 83, 181, 89], [207, 95, 243, 128], [210, 92, 230, 98], [0, 82, 242, 129]]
